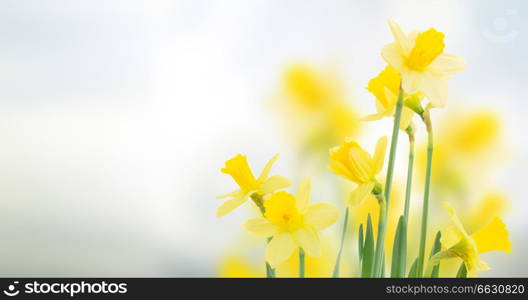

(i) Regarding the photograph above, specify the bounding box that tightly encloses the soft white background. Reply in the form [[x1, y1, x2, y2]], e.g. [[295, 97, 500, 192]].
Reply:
[[0, 0, 525, 276]]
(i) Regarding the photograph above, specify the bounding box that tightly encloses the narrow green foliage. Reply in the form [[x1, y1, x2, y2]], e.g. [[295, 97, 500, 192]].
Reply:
[[361, 214, 375, 277], [408, 257, 418, 278], [358, 223, 364, 263], [390, 216, 407, 278], [333, 207, 349, 277], [456, 263, 468, 278], [429, 231, 442, 278], [266, 237, 275, 277]]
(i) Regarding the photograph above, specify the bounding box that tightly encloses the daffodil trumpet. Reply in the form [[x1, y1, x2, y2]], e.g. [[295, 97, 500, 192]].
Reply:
[[416, 107, 433, 277]]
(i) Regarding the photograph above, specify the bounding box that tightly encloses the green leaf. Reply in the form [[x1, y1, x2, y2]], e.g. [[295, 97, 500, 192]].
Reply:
[[381, 252, 385, 278], [428, 231, 442, 278], [358, 223, 364, 263], [456, 263, 468, 278], [361, 214, 375, 278], [390, 216, 407, 278], [408, 257, 418, 278], [332, 207, 349, 278]]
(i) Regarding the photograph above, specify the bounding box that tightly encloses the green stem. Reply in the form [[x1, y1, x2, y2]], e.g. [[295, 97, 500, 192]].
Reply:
[[299, 248, 305, 278], [372, 192, 387, 277], [417, 109, 433, 277], [372, 86, 404, 277], [403, 129, 415, 223], [332, 207, 349, 277], [251, 194, 276, 278]]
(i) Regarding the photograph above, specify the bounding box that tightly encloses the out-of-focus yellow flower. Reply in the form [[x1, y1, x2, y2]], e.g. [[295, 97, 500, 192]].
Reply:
[[382, 20, 466, 107], [432, 202, 511, 277], [465, 191, 509, 233], [329, 137, 388, 205], [363, 65, 415, 130], [218, 255, 263, 278], [217, 154, 291, 217], [243, 179, 338, 268], [417, 109, 504, 196], [277, 64, 361, 157]]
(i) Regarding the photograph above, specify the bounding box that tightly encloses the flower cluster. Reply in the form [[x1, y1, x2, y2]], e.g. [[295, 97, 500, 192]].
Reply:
[[216, 20, 511, 278]]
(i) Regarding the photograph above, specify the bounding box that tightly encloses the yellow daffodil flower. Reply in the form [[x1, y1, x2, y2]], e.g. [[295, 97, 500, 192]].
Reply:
[[382, 20, 466, 107], [431, 202, 511, 277], [243, 179, 339, 268], [329, 136, 388, 205], [217, 154, 291, 217], [363, 65, 415, 130]]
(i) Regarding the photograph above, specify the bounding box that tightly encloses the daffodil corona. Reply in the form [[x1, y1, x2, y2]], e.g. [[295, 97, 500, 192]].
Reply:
[[217, 154, 291, 217], [243, 179, 339, 268], [329, 136, 388, 205]]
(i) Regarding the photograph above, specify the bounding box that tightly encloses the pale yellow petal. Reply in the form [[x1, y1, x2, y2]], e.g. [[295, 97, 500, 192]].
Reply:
[[216, 189, 242, 200], [442, 202, 470, 238], [361, 112, 386, 122], [399, 107, 414, 131], [296, 178, 311, 212], [259, 175, 291, 194], [440, 225, 464, 249], [421, 75, 448, 108], [304, 203, 339, 230], [257, 153, 279, 182], [388, 19, 413, 55], [428, 53, 466, 78], [348, 147, 375, 182], [348, 182, 375, 207], [381, 43, 405, 71], [265, 232, 296, 268], [216, 195, 248, 217], [471, 217, 511, 254], [243, 218, 278, 238], [373, 136, 388, 175], [401, 69, 423, 94], [292, 226, 320, 257]]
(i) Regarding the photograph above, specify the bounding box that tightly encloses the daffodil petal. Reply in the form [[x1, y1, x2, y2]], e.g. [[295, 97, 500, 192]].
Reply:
[[442, 202, 470, 238], [259, 175, 291, 194], [257, 153, 279, 182], [296, 178, 311, 212], [265, 232, 296, 268], [399, 107, 414, 131], [421, 75, 448, 108], [361, 112, 386, 122], [388, 19, 413, 55], [216, 189, 242, 200], [471, 217, 511, 254], [243, 218, 278, 238], [348, 147, 374, 183], [428, 53, 466, 78], [373, 136, 388, 175], [216, 195, 248, 217], [292, 226, 320, 257], [304, 203, 339, 230], [348, 182, 375, 207], [382, 43, 405, 71], [401, 69, 423, 94]]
